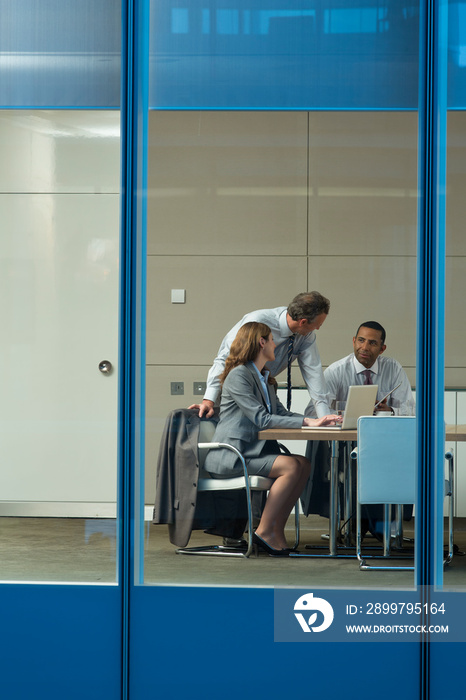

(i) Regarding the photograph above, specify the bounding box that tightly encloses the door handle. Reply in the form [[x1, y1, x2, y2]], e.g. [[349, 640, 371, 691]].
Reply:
[[99, 360, 113, 375]]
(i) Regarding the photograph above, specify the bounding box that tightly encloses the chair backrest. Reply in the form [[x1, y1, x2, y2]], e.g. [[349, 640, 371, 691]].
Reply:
[[357, 416, 416, 505], [198, 420, 216, 469]]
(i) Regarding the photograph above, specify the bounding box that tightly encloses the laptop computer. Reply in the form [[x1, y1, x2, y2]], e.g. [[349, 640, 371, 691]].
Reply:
[[303, 384, 379, 430]]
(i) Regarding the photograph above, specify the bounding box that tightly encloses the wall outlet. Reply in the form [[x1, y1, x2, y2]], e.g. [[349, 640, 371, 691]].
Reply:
[[193, 381, 206, 396], [170, 381, 184, 395]]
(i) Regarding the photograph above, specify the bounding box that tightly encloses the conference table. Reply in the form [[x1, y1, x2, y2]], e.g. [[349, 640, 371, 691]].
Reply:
[[258, 426, 357, 556], [258, 423, 466, 557], [446, 424, 466, 441]]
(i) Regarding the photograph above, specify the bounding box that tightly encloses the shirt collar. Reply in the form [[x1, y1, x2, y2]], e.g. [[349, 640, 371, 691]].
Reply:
[[353, 355, 379, 375], [279, 309, 293, 337], [251, 362, 270, 383]]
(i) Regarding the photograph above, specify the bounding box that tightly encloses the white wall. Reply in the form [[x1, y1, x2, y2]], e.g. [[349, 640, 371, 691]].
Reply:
[[0, 111, 120, 516]]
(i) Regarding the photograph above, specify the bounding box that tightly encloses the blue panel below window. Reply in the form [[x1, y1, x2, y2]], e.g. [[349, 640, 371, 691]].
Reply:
[[0, 585, 121, 700], [130, 586, 422, 700]]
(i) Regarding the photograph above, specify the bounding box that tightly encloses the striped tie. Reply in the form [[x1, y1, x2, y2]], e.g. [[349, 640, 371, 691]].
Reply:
[[363, 369, 373, 385], [287, 335, 295, 410]]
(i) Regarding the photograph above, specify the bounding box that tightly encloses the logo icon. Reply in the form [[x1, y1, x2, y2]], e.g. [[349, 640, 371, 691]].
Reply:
[[294, 593, 334, 633]]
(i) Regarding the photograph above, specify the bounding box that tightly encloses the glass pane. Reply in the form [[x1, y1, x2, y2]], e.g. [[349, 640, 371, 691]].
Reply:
[[0, 110, 120, 582], [149, 0, 420, 109], [145, 109, 418, 588], [445, 110, 466, 589], [0, 0, 121, 108]]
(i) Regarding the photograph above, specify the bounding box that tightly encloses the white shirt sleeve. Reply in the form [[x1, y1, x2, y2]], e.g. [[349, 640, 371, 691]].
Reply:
[[204, 321, 244, 403], [203, 308, 282, 403], [295, 335, 331, 417], [388, 364, 415, 415]]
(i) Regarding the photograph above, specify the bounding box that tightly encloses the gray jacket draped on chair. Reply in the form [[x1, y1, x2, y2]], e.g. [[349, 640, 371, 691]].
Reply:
[[153, 408, 246, 547]]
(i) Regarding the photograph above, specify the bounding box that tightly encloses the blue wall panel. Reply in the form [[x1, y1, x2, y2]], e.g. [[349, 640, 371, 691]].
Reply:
[[0, 0, 121, 108], [149, 0, 421, 110], [130, 586, 421, 700], [0, 585, 121, 700], [1, 1, 465, 110]]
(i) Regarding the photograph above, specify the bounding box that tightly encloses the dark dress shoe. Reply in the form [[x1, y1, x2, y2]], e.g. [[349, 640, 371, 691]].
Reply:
[[252, 532, 290, 556], [222, 537, 248, 549]]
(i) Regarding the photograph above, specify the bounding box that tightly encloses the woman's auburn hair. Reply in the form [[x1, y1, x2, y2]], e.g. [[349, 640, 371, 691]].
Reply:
[[219, 321, 272, 385]]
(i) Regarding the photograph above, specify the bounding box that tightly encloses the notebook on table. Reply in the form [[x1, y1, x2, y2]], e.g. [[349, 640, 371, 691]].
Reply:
[[302, 384, 379, 431]]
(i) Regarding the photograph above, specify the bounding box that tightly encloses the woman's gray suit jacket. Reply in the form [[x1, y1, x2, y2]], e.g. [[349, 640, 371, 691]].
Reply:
[[204, 362, 304, 476]]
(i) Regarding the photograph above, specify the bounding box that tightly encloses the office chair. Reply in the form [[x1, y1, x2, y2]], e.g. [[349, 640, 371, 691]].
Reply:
[[351, 415, 454, 571], [176, 420, 299, 557]]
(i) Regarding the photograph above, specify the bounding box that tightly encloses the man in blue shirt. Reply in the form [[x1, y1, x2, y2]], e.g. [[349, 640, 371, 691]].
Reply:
[[190, 291, 332, 418]]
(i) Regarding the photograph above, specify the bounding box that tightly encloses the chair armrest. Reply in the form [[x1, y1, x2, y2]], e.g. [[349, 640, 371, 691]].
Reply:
[[445, 450, 454, 496]]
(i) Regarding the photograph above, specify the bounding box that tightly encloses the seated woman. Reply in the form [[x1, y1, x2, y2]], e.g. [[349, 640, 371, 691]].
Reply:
[[204, 321, 339, 556]]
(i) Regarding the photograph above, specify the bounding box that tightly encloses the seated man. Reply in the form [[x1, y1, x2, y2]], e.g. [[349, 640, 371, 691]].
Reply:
[[302, 321, 415, 541], [323, 320, 415, 417]]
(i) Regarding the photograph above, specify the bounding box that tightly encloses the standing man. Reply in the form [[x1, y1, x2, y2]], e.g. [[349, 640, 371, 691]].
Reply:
[[189, 291, 332, 418]]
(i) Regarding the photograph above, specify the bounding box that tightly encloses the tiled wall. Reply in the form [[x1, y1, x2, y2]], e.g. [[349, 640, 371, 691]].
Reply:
[[146, 110, 438, 502], [144, 109, 466, 503]]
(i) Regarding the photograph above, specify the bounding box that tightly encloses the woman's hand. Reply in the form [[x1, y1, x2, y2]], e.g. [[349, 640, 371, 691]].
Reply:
[[303, 414, 341, 427]]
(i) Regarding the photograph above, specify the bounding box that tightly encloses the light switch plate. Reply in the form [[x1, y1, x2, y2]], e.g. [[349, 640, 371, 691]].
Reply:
[[171, 289, 186, 304]]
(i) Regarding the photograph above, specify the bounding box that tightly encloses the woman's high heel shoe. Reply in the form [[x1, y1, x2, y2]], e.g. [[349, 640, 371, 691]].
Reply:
[[252, 532, 290, 557]]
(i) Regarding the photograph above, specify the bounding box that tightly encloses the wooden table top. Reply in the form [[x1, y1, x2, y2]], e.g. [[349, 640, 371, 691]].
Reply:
[[258, 427, 357, 441], [446, 424, 466, 442], [259, 424, 466, 442]]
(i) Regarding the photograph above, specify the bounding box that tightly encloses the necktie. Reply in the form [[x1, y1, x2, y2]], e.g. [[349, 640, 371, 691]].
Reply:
[[287, 335, 295, 410], [362, 369, 372, 385]]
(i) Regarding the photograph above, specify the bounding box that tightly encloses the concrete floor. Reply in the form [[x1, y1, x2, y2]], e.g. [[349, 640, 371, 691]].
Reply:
[[1, 515, 465, 590]]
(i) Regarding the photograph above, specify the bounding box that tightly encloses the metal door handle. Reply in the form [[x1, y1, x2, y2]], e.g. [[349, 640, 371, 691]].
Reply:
[[99, 360, 113, 375]]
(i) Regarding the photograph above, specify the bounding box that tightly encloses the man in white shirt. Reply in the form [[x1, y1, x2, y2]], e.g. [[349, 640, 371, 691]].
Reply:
[[323, 321, 415, 416], [190, 291, 332, 418], [303, 321, 415, 542]]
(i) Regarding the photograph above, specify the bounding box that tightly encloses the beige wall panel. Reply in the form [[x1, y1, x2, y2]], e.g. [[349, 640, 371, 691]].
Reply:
[[308, 195, 417, 257], [445, 368, 466, 388], [307, 255, 417, 369], [308, 111, 417, 256], [447, 112, 466, 256], [147, 111, 308, 256], [446, 256, 466, 369], [0, 111, 120, 194], [146, 255, 308, 366]]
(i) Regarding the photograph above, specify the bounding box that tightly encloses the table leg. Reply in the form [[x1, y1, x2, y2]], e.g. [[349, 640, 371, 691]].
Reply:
[[343, 441, 353, 546], [329, 439, 339, 556], [298, 438, 357, 558]]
